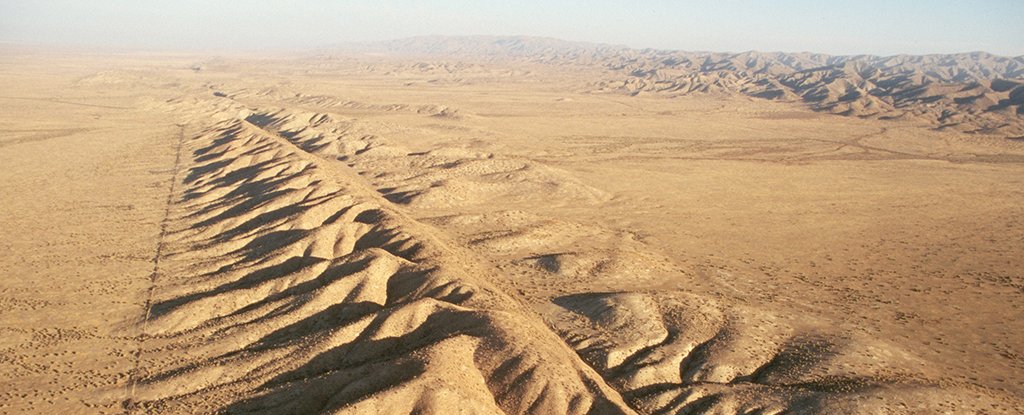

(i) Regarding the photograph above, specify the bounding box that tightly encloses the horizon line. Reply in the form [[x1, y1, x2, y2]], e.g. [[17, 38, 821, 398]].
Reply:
[[1, 35, 1022, 60]]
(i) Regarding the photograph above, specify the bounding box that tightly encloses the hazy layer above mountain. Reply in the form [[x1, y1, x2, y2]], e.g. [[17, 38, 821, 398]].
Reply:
[[331, 36, 1024, 138], [328, 35, 627, 60]]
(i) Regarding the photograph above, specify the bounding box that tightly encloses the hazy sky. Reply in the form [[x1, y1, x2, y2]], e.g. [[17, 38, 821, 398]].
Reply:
[[1, 0, 1021, 56]]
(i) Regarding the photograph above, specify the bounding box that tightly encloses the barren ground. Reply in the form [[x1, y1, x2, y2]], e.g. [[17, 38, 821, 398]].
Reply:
[[1, 51, 1022, 414]]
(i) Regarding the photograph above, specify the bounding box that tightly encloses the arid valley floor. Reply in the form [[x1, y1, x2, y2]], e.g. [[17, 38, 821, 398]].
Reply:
[[1, 42, 1023, 414]]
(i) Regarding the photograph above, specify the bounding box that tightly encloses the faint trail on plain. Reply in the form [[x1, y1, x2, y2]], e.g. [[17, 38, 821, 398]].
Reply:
[[123, 124, 186, 414]]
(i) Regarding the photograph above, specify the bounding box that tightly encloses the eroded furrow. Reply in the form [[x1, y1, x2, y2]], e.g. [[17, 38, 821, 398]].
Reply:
[[124, 124, 187, 413]]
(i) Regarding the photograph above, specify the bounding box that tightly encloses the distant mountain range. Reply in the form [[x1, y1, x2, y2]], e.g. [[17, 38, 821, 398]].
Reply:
[[330, 36, 1024, 138]]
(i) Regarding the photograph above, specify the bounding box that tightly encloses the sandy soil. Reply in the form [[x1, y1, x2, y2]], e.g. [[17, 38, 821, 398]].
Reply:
[[1, 50, 1022, 414]]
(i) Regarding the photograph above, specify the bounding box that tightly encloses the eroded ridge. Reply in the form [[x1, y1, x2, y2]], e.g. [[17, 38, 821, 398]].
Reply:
[[128, 96, 1022, 414], [550, 292, 1018, 414], [125, 116, 633, 414], [243, 108, 610, 209]]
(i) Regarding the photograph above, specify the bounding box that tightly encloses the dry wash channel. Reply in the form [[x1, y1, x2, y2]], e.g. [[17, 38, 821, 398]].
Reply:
[[121, 114, 633, 413]]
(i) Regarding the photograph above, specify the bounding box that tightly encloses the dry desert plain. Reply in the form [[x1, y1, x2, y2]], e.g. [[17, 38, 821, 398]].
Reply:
[[1, 42, 1023, 414]]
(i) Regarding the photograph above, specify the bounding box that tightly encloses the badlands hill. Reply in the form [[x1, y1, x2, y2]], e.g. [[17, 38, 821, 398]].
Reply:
[[335, 36, 1024, 137]]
